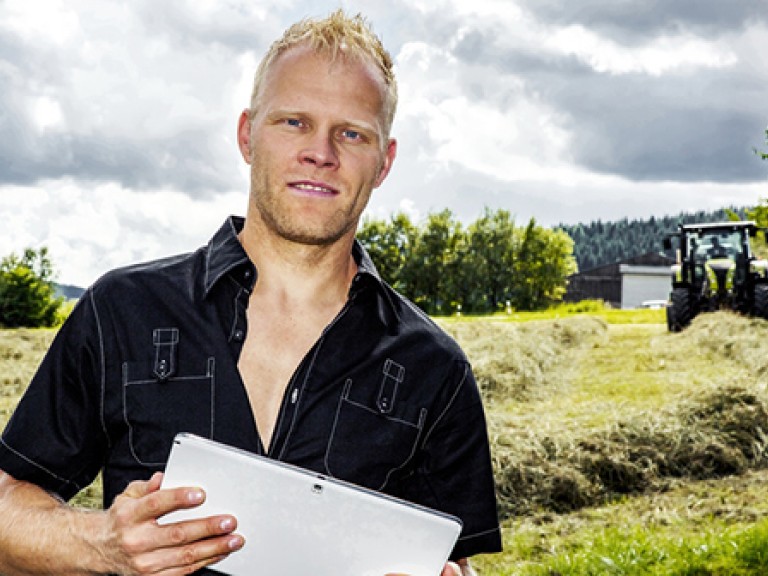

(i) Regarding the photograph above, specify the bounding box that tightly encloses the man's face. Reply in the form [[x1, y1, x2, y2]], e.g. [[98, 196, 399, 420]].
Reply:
[[238, 45, 397, 247]]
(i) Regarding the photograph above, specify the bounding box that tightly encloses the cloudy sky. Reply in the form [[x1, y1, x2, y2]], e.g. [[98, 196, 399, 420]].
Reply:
[[2, 0, 767, 286]]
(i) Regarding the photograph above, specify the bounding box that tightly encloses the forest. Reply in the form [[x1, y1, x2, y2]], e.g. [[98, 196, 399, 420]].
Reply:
[[557, 207, 748, 272]]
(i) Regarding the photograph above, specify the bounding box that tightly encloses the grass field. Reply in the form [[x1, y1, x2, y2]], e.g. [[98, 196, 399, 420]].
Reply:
[[440, 308, 768, 575], [3, 307, 768, 574]]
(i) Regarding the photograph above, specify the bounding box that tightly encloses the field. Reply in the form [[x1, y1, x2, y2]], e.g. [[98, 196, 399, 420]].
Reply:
[[439, 309, 768, 575], [3, 308, 768, 574]]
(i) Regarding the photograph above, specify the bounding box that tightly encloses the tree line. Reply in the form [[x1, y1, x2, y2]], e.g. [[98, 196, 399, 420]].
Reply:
[[557, 207, 749, 272], [358, 208, 577, 314], [5, 201, 768, 327]]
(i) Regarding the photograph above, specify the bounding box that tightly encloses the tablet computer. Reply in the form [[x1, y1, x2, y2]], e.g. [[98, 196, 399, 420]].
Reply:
[[160, 433, 462, 576]]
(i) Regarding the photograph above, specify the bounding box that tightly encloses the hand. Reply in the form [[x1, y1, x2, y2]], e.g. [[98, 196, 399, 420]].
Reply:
[[441, 563, 460, 576], [101, 472, 244, 575], [442, 559, 475, 576]]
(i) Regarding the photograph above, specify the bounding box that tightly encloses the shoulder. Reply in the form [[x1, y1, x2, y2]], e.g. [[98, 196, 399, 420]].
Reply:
[[379, 282, 469, 363], [91, 250, 200, 295]]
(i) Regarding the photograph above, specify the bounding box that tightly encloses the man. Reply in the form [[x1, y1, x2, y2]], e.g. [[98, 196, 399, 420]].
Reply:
[[707, 236, 728, 259], [0, 11, 501, 575]]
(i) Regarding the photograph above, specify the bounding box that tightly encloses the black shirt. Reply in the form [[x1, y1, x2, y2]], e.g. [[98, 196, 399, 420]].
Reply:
[[0, 216, 501, 560]]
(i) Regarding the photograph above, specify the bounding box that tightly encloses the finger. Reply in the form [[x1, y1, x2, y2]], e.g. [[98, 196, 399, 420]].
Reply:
[[442, 562, 461, 576], [128, 532, 244, 575], [133, 486, 207, 523], [154, 514, 240, 550], [147, 471, 164, 492], [121, 477, 155, 500]]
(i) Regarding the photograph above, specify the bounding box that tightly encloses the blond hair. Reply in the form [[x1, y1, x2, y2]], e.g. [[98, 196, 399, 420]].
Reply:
[[249, 10, 398, 140]]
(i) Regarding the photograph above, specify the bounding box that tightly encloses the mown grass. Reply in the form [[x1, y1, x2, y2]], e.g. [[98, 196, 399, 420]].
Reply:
[[3, 307, 768, 574], [444, 310, 768, 575]]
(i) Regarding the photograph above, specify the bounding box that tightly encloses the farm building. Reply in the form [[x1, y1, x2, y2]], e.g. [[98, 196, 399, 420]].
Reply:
[[565, 252, 675, 309]]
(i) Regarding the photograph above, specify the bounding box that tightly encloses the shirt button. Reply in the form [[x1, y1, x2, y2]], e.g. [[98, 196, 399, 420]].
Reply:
[[234, 329, 245, 341], [244, 270, 252, 280]]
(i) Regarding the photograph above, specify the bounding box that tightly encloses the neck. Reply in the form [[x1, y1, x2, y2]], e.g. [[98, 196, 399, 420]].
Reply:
[[239, 219, 358, 307]]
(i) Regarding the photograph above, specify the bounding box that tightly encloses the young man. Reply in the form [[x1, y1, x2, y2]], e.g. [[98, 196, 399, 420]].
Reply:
[[0, 11, 501, 575]]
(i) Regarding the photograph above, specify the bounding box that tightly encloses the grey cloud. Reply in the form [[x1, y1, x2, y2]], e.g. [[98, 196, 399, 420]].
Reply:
[[515, 0, 768, 40], [541, 62, 768, 183], [132, 1, 281, 53], [444, 14, 768, 184], [0, 17, 245, 196]]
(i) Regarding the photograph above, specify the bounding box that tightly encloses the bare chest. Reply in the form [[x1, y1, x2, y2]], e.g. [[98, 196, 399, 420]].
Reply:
[[236, 311, 332, 449]]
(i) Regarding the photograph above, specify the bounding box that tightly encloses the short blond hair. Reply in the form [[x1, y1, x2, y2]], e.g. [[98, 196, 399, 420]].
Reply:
[[249, 10, 398, 140]]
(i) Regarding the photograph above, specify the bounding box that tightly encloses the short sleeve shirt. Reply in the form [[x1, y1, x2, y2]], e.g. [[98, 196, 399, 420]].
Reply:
[[0, 216, 502, 561]]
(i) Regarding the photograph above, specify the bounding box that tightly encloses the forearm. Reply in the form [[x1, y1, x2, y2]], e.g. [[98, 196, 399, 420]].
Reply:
[[0, 473, 113, 576]]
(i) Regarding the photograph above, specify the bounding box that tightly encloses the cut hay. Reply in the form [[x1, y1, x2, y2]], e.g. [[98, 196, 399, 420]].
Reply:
[[442, 316, 608, 402], [471, 312, 768, 521]]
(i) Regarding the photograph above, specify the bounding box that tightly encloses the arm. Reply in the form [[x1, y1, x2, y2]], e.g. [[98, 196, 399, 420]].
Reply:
[[0, 470, 244, 576]]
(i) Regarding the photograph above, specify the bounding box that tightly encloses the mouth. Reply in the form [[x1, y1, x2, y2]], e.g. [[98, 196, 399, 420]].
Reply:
[[289, 181, 339, 197]]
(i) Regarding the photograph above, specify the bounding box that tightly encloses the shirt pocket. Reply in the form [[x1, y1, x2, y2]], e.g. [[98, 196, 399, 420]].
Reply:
[[324, 379, 427, 491], [122, 357, 215, 466]]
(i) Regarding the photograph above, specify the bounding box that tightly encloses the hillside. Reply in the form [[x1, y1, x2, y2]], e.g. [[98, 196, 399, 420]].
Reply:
[[557, 207, 749, 271]]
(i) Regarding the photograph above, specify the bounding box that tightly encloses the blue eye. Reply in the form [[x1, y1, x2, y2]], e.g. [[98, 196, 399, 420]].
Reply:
[[342, 129, 362, 141], [286, 118, 302, 127]]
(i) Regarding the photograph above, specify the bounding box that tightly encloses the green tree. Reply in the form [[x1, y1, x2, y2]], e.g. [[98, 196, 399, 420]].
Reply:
[[512, 218, 577, 310], [359, 208, 577, 314], [463, 208, 518, 312], [401, 209, 464, 314], [357, 212, 417, 290], [0, 247, 63, 328]]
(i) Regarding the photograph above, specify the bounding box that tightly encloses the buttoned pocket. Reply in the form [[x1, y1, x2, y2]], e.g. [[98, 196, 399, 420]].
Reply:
[[123, 357, 215, 466], [325, 379, 426, 491]]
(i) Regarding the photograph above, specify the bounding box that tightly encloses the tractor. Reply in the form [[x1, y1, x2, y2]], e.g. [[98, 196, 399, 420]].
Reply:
[[663, 221, 768, 332]]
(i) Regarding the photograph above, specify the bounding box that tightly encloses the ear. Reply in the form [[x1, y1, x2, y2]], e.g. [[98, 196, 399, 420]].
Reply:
[[237, 109, 252, 164], [374, 138, 397, 188]]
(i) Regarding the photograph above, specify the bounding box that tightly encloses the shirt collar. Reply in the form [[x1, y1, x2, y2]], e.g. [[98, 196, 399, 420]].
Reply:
[[203, 216, 401, 326], [351, 240, 401, 327], [203, 216, 252, 297]]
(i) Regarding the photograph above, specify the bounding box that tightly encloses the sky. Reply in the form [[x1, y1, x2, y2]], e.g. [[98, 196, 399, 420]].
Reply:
[[1, 0, 767, 287]]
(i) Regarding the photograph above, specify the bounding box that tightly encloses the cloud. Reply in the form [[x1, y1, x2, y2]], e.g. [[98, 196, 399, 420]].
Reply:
[[1, 0, 767, 286], [515, 0, 768, 39], [0, 0, 266, 196], [434, 4, 768, 183]]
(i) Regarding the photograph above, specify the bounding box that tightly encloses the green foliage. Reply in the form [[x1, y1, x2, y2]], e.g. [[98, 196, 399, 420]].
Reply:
[[0, 247, 64, 328], [358, 208, 577, 313], [745, 199, 768, 258]]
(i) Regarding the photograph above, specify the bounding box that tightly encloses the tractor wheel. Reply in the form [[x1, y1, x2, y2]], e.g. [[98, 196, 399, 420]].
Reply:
[[753, 284, 768, 320], [668, 288, 693, 332]]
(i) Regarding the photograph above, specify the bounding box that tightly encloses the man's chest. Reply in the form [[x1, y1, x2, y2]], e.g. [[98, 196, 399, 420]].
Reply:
[[102, 296, 450, 496]]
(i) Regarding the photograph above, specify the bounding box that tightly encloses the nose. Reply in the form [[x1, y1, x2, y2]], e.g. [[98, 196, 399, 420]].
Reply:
[[299, 132, 339, 169]]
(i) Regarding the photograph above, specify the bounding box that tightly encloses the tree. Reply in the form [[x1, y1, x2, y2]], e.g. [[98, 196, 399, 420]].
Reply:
[[463, 208, 518, 312], [401, 209, 464, 314], [357, 212, 417, 290], [0, 247, 64, 328], [359, 207, 577, 314], [512, 218, 577, 310]]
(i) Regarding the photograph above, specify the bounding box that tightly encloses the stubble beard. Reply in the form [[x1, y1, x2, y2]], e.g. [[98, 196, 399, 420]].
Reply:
[[249, 168, 365, 248]]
